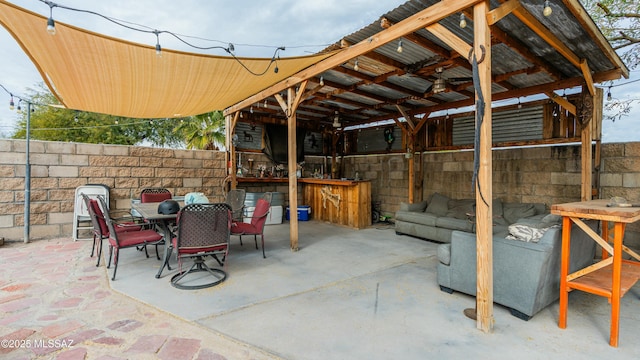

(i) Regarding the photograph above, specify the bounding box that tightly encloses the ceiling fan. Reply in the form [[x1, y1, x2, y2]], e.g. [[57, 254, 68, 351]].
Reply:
[[424, 67, 473, 95]]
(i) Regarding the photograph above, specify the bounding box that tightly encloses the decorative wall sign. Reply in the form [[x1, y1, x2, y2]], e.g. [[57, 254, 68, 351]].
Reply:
[[235, 122, 263, 150]]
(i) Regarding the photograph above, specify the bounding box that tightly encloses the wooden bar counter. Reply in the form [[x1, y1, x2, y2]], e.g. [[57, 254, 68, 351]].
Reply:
[[551, 199, 640, 347], [299, 178, 371, 229]]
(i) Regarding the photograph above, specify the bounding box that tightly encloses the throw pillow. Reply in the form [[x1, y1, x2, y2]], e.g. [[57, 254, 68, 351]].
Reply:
[[399, 200, 428, 212], [426, 193, 450, 217], [502, 203, 536, 224]]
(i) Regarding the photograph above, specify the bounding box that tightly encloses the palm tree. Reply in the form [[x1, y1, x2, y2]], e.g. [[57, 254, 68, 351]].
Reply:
[[175, 111, 226, 150]]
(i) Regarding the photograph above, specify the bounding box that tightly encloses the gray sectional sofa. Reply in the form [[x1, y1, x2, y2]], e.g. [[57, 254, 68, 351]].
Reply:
[[394, 193, 548, 243], [437, 220, 597, 320], [394, 193, 598, 320]]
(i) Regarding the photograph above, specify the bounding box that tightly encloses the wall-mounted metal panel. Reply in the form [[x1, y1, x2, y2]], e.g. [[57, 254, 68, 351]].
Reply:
[[452, 105, 544, 145], [235, 122, 263, 150]]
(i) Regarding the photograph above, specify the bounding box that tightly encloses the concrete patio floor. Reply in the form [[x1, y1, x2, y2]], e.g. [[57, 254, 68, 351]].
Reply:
[[110, 220, 640, 359], [1, 220, 639, 359]]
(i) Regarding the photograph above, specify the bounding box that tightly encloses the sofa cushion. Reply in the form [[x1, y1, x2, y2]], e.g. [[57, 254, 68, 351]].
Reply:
[[445, 199, 475, 220], [502, 203, 536, 224], [399, 200, 428, 212], [426, 193, 449, 216], [437, 244, 451, 265], [436, 216, 474, 233], [395, 211, 438, 226]]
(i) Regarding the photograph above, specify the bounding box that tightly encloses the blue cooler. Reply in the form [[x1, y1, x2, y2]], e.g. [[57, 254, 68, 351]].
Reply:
[[286, 205, 311, 221]]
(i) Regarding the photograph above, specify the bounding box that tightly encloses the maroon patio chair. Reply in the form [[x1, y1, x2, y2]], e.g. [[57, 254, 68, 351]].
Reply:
[[98, 196, 163, 280], [169, 203, 232, 290], [140, 188, 172, 203], [81, 193, 143, 267], [231, 197, 271, 258]]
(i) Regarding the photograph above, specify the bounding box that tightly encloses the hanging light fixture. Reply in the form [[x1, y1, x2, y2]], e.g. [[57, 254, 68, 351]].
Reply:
[[354, 59, 359, 72], [264, 99, 268, 108], [397, 40, 403, 53], [319, 76, 324, 86], [9, 95, 14, 110], [332, 111, 341, 128], [607, 86, 612, 101], [432, 67, 446, 94], [459, 13, 467, 29], [154, 30, 162, 57], [46, 2, 57, 35], [543, 0, 552, 17], [16, 99, 22, 113]]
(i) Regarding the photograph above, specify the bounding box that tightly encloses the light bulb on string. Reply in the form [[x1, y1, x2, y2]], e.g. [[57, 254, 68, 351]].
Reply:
[[517, 97, 522, 110], [319, 76, 324, 86], [46, 2, 56, 35], [459, 13, 467, 28], [543, 0, 552, 17], [250, 106, 253, 114], [397, 40, 403, 53], [607, 87, 612, 101], [9, 95, 14, 110], [153, 30, 162, 57], [354, 59, 359, 72], [264, 99, 268, 108], [16, 100, 22, 113], [240, 111, 243, 118], [114, 119, 119, 125]]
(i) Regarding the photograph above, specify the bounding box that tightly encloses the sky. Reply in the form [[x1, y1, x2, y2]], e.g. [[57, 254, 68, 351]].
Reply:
[[0, 0, 638, 143]]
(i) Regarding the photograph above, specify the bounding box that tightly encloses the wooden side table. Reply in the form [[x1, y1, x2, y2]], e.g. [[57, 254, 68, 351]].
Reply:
[[551, 199, 640, 347]]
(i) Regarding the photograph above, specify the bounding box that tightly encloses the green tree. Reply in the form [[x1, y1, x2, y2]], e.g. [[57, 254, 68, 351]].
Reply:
[[583, 0, 640, 69], [173, 111, 226, 150], [11, 83, 185, 147], [581, 1, 640, 122]]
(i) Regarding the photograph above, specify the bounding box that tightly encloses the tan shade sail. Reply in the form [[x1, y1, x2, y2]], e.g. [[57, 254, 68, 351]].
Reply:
[[0, 0, 335, 118]]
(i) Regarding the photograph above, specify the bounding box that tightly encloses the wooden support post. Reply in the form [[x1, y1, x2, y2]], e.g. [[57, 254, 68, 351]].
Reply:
[[287, 87, 300, 251], [474, 1, 494, 333], [407, 135, 415, 203], [275, 81, 308, 252], [581, 88, 593, 201]]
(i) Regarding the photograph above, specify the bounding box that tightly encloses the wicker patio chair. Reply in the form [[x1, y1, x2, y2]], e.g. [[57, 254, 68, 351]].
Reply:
[[98, 196, 163, 280], [225, 189, 246, 222], [231, 196, 271, 258], [169, 203, 232, 290], [82, 193, 143, 266]]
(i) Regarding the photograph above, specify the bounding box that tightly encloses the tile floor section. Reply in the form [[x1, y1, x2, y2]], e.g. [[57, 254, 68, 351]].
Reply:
[[0, 238, 273, 360]]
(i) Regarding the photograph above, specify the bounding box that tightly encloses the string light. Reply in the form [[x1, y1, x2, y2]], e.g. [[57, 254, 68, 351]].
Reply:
[[9, 95, 14, 110], [459, 13, 467, 29], [37, 0, 285, 76], [354, 59, 359, 72], [396, 40, 403, 53], [319, 76, 324, 86], [264, 99, 268, 108], [45, 1, 56, 35], [607, 86, 612, 101], [543, 0, 552, 17], [17, 99, 22, 113], [153, 30, 162, 57], [250, 106, 254, 114]]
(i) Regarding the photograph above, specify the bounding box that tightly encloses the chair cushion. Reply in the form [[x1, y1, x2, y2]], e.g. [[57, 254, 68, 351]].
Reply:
[[231, 222, 258, 235], [141, 192, 172, 203], [115, 223, 142, 233], [172, 236, 226, 254], [110, 229, 162, 247]]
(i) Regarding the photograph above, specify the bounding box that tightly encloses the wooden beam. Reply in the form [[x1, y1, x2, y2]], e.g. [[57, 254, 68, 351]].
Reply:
[[487, 0, 520, 25], [224, 0, 484, 116], [396, 105, 416, 130], [562, 0, 629, 79], [512, 4, 581, 68], [425, 23, 472, 61], [545, 91, 577, 115], [580, 59, 596, 96], [473, 1, 494, 333]]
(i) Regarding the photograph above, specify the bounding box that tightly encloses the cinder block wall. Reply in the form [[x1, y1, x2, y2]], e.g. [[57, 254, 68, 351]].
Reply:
[[0, 139, 226, 241], [2, 139, 639, 246]]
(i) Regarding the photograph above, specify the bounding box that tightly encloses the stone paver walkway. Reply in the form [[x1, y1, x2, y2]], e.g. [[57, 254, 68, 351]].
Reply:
[[0, 238, 275, 360]]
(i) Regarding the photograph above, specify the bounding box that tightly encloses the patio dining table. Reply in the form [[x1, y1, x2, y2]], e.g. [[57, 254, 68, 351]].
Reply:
[[131, 201, 180, 278]]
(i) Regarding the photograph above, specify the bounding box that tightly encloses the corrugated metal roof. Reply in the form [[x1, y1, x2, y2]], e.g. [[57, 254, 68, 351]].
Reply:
[[236, 0, 628, 131]]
